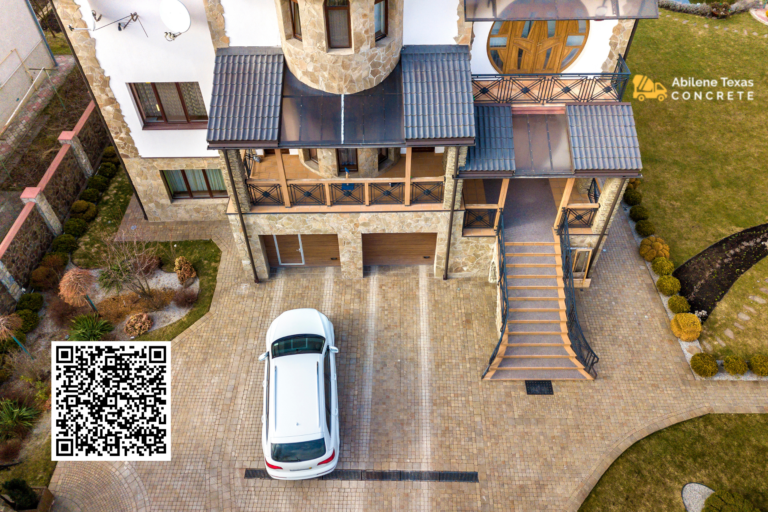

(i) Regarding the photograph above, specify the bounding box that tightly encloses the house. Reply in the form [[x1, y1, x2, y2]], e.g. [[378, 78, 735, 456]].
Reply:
[[52, 0, 654, 380]]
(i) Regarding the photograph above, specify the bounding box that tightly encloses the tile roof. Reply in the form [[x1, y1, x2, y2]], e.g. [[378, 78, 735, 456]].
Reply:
[[461, 105, 515, 172], [566, 104, 642, 171], [401, 45, 475, 142], [207, 47, 284, 145]]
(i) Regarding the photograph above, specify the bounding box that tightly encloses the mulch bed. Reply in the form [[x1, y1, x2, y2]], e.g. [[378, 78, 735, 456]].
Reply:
[[673, 223, 768, 318]]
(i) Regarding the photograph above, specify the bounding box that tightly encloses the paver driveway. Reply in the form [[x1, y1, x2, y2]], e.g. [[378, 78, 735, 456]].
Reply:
[[49, 200, 768, 511]]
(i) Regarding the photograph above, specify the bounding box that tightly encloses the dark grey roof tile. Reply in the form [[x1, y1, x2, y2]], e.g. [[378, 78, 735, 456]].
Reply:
[[461, 105, 515, 172], [566, 104, 642, 171]]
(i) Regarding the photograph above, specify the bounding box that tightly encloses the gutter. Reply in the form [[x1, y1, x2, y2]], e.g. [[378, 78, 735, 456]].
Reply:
[[24, 0, 57, 67], [223, 151, 259, 284]]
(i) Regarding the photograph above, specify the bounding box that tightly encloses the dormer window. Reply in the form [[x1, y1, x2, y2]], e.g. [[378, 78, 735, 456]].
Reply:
[[374, 0, 387, 41], [325, 0, 351, 49], [290, 0, 302, 41]]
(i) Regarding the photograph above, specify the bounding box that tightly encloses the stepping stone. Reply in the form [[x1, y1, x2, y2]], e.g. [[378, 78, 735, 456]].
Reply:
[[737, 312, 751, 321], [761, 287, 768, 294], [754, 32, 759, 36], [715, 337, 726, 347], [749, 295, 767, 304], [734, 322, 745, 330], [683, 483, 715, 512], [702, 340, 712, 351], [743, 305, 757, 313], [704, 24, 709, 27], [724, 328, 735, 339], [683, 20, 688, 23]]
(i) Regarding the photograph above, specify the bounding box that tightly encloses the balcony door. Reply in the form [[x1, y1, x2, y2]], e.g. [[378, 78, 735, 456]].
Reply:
[[487, 20, 589, 74], [337, 149, 358, 174]]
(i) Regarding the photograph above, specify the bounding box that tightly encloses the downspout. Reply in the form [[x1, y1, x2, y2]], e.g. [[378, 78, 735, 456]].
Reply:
[[49, 0, 148, 221], [224, 150, 259, 284], [24, 0, 57, 67], [442, 159, 460, 281], [586, 178, 626, 279]]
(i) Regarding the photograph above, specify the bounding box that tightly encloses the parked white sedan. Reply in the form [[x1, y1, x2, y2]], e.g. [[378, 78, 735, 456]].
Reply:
[[260, 309, 339, 480]]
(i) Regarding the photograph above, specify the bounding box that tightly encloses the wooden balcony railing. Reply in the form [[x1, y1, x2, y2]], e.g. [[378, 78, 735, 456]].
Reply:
[[563, 203, 600, 229], [463, 206, 499, 230]]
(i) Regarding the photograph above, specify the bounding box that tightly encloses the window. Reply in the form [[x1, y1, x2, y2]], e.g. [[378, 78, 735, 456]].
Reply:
[[378, 148, 388, 164], [325, 0, 351, 49], [290, 0, 302, 40], [337, 149, 358, 173], [271, 438, 326, 463], [374, 0, 387, 41], [309, 148, 318, 163], [324, 352, 332, 431], [130, 82, 208, 128], [162, 169, 227, 199], [271, 335, 325, 358]]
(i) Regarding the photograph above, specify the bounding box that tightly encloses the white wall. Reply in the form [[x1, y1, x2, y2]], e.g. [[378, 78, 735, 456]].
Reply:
[[75, 0, 217, 158], [403, 0, 459, 45], [470, 20, 617, 75], [221, 0, 282, 46]]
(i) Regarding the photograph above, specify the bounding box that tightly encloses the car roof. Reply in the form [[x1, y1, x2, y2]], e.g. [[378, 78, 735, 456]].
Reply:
[[268, 309, 327, 343], [270, 353, 323, 441]]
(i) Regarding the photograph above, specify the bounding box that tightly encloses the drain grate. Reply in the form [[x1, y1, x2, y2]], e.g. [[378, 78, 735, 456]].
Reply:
[[244, 469, 479, 482], [525, 380, 553, 395]]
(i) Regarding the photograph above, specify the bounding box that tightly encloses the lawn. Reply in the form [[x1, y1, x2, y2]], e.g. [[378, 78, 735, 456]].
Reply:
[[699, 256, 768, 359], [45, 32, 71, 55], [630, 12, 768, 267], [579, 414, 768, 512]]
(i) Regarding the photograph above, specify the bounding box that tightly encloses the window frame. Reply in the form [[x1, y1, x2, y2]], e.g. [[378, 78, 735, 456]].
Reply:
[[374, 0, 388, 41], [161, 169, 228, 200], [378, 148, 388, 164], [324, 0, 352, 49], [336, 148, 358, 173], [129, 82, 208, 130], [290, 0, 302, 41], [309, 148, 319, 163]]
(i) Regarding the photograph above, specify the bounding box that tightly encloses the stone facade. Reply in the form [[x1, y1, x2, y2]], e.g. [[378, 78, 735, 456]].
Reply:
[[442, 147, 466, 210], [204, 0, 230, 49], [277, 0, 403, 94], [356, 148, 379, 178], [602, 20, 636, 72], [21, 191, 63, 236], [298, 148, 398, 178], [58, 133, 94, 178], [74, 107, 110, 170], [455, 0, 473, 45], [221, 150, 250, 211], [43, 147, 86, 222]]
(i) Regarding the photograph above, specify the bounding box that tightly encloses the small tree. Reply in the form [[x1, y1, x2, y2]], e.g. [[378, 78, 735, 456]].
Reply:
[[97, 239, 159, 299], [59, 268, 97, 312], [0, 315, 31, 357]]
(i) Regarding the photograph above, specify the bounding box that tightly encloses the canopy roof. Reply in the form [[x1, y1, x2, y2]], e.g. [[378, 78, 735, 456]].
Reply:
[[464, 0, 658, 21]]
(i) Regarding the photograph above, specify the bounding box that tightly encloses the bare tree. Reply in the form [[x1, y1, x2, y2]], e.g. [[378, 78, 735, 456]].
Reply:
[[0, 314, 32, 357], [97, 239, 160, 300], [59, 268, 97, 312]]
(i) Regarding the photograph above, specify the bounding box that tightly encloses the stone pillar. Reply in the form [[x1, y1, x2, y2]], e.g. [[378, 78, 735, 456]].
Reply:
[[227, 216, 266, 282], [316, 149, 338, 178], [20, 187, 62, 235], [0, 261, 22, 301], [338, 231, 363, 279], [219, 150, 250, 210], [602, 20, 635, 72], [442, 147, 465, 210], [357, 149, 379, 178], [58, 131, 94, 177], [588, 177, 627, 271], [574, 178, 592, 198]]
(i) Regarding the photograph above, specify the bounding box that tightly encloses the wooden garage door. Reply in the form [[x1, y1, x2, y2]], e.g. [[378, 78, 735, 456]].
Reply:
[[362, 233, 438, 266], [261, 235, 341, 267]]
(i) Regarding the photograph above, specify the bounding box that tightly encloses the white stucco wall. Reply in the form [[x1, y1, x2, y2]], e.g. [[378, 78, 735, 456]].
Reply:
[[403, 0, 459, 45], [74, 0, 217, 158], [470, 20, 617, 75], [221, 0, 282, 46]]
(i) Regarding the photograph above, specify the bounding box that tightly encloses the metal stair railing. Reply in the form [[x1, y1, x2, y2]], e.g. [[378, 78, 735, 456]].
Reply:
[[482, 214, 508, 379]]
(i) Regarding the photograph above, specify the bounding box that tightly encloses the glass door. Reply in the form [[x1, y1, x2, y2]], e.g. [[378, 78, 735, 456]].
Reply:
[[337, 149, 358, 173], [273, 235, 305, 265]]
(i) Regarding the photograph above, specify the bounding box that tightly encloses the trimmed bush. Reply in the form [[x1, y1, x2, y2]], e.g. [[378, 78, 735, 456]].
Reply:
[[87, 175, 109, 192], [174, 256, 197, 285], [15, 311, 38, 333], [703, 490, 758, 512], [629, 205, 649, 222], [70, 201, 97, 222], [0, 331, 25, 353], [626, 178, 641, 191], [2, 478, 38, 510], [63, 218, 88, 237], [671, 313, 702, 341], [52, 234, 78, 253], [639, 236, 670, 262], [101, 145, 119, 166], [748, 354, 768, 377], [98, 162, 118, 179], [79, 188, 100, 204], [40, 253, 67, 273], [125, 313, 153, 337], [657, 275, 681, 296], [635, 220, 656, 237], [690, 353, 718, 378], [15, 293, 42, 313], [651, 257, 675, 276], [623, 188, 642, 206], [723, 356, 748, 376], [71, 200, 90, 214], [29, 267, 58, 290], [668, 295, 691, 314]]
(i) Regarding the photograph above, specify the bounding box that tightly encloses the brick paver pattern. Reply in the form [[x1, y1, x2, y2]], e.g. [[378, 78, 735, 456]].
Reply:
[[48, 198, 768, 511]]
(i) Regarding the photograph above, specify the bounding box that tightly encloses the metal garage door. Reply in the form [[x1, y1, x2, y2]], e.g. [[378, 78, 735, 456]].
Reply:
[[362, 233, 438, 266], [261, 235, 341, 267]]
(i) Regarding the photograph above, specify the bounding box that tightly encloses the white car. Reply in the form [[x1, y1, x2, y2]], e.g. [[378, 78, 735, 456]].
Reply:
[[260, 309, 339, 480]]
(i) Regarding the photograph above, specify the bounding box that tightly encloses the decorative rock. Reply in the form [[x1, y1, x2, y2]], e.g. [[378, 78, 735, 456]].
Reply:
[[686, 345, 700, 355], [724, 328, 735, 339], [737, 312, 751, 321], [715, 337, 726, 347], [734, 322, 745, 330], [682, 483, 715, 512], [749, 295, 766, 304]]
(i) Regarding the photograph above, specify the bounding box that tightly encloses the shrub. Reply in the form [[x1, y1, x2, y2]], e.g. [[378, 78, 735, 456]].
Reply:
[[635, 220, 656, 237], [87, 175, 109, 192], [59, 268, 95, 308], [125, 313, 153, 337], [9, 348, 51, 383], [657, 275, 681, 296], [70, 201, 97, 222], [15, 310, 38, 333], [48, 296, 80, 328], [79, 188, 100, 204], [98, 162, 118, 179], [135, 254, 161, 275], [0, 400, 39, 441], [16, 293, 43, 313], [651, 257, 675, 276], [748, 354, 768, 377], [626, 178, 641, 191], [52, 233, 79, 253], [671, 313, 702, 341], [668, 295, 691, 314], [102, 145, 119, 166], [639, 236, 670, 262], [69, 314, 113, 341], [703, 490, 758, 512], [63, 218, 88, 237], [174, 256, 197, 285], [723, 356, 748, 376], [40, 253, 67, 273], [71, 200, 90, 214], [29, 266, 58, 290], [629, 205, 649, 222], [0, 331, 25, 354], [623, 188, 642, 206], [690, 353, 718, 378], [173, 288, 198, 308], [2, 478, 39, 510], [0, 439, 21, 462]]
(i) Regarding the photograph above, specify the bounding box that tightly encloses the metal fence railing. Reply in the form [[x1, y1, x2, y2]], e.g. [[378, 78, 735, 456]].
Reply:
[[482, 214, 508, 379]]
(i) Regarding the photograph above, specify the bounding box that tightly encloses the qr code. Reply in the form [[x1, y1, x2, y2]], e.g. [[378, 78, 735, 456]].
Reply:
[[52, 342, 171, 461]]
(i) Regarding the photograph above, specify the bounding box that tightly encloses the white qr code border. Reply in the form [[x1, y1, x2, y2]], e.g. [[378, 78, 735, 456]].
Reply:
[[51, 341, 172, 462]]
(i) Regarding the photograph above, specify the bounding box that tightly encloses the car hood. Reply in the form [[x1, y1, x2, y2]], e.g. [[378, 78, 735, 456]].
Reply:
[[267, 309, 327, 344]]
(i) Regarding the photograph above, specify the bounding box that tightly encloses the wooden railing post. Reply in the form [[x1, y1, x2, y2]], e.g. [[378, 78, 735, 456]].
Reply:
[[404, 147, 412, 206], [364, 182, 370, 206], [553, 178, 574, 229], [324, 183, 332, 206], [495, 178, 510, 231], [275, 149, 291, 207]]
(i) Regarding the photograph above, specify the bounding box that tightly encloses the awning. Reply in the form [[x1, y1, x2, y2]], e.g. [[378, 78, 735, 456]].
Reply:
[[567, 103, 641, 173], [460, 105, 515, 174], [464, 0, 658, 21]]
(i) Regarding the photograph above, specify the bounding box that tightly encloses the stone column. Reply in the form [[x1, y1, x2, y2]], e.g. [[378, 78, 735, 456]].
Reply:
[[20, 187, 62, 235], [442, 147, 465, 210], [602, 20, 635, 72], [356, 149, 379, 178], [0, 261, 22, 301], [219, 150, 251, 210], [316, 149, 338, 178], [58, 131, 94, 178], [227, 216, 265, 283], [588, 177, 627, 271], [338, 231, 363, 279]]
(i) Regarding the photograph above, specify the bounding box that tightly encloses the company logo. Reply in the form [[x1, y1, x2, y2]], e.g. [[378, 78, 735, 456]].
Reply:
[[632, 75, 667, 102]]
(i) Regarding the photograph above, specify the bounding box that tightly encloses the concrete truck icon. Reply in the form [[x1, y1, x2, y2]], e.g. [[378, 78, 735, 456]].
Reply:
[[632, 75, 667, 101]]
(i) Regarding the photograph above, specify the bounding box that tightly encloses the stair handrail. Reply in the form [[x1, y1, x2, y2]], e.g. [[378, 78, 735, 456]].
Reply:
[[482, 213, 508, 379], [557, 213, 599, 378]]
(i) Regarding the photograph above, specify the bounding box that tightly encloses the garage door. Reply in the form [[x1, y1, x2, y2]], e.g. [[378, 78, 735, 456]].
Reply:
[[261, 235, 341, 267], [362, 233, 438, 266]]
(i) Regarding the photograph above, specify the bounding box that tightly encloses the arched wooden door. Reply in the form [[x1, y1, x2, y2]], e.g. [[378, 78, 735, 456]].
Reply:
[[488, 20, 589, 74]]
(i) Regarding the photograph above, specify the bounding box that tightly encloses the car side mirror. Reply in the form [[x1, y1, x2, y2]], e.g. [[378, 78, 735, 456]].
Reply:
[[329, 346, 339, 354], [258, 352, 269, 362]]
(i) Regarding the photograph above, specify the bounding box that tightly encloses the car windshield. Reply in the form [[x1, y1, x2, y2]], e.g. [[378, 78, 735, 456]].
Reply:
[[271, 438, 326, 462], [271, 335, 325, 358]]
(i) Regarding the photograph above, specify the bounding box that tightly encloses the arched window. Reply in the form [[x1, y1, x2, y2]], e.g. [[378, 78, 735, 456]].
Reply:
[[290, 0, 302, 41], [374, 0, 388, 41], [325, 0, 351, 49]]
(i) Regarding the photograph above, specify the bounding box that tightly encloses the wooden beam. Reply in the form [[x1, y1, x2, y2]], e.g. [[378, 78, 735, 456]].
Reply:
[[404, 147, 413, 206], [275, 149, 291, 208], [364, 182, 370, 206], [497, 178, 510, 209], [553, 178, 574, 229], [323, 183, 332, 206]]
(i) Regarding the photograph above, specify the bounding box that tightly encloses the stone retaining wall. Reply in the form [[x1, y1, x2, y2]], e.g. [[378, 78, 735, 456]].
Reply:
[[76, 103, 110, 169], [40, 146, 87, 222]]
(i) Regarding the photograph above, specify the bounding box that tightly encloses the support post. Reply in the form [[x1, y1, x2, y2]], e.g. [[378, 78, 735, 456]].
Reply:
[[58, 131, 94, 177], [553, 178, 575, 229], [586, 178, 626, 279], [20, 187, 62, 235], [404, 147, 412, 206], [495, 178, 510, 230], [276, 149, 291, 207], [224, 151, 259, 284]]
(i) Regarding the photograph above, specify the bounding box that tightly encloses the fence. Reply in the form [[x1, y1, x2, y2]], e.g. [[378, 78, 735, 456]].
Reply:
[[0, 101, 108, 313]]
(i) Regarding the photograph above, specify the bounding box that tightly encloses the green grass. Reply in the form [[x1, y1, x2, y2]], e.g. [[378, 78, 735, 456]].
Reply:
[[579, 414, 768, 512], [71, 170, 134, 268], [0, 436, 56, 489], [630, 13, 768, 266], [45, 32, 71, 55], [699, 257, 768, 359]]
